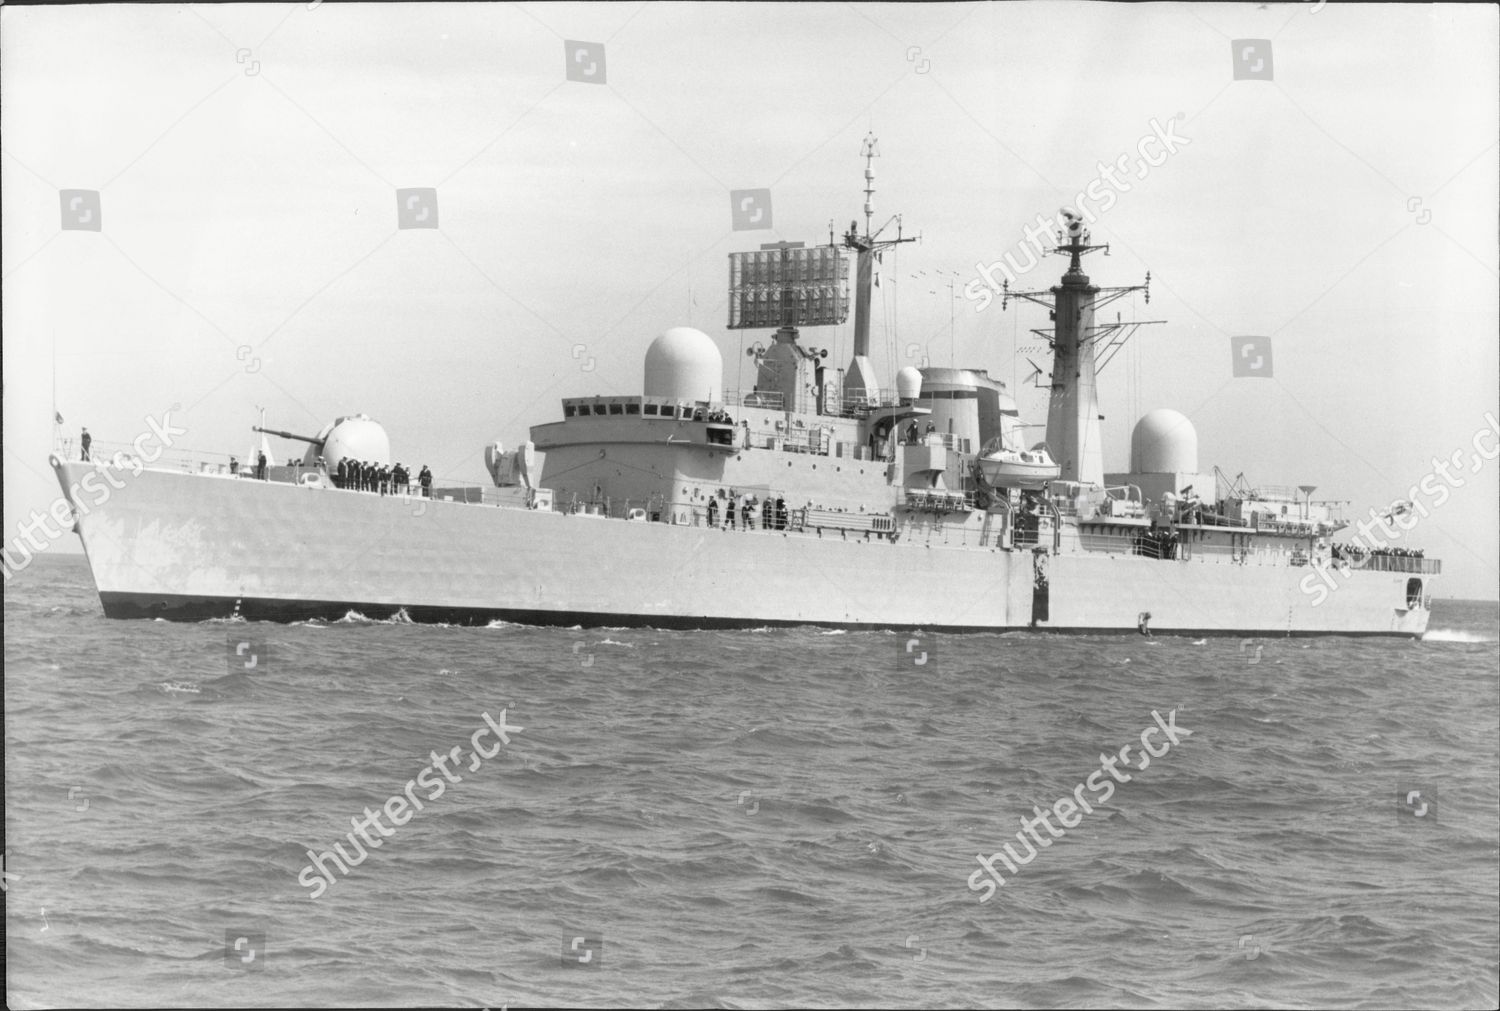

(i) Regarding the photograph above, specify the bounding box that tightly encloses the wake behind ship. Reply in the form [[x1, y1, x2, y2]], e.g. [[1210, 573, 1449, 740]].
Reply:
[[48, 136, 1436, 636]]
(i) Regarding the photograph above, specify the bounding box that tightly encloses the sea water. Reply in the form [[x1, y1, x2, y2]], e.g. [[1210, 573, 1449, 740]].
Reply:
[[4, 555, 1496, 1008]]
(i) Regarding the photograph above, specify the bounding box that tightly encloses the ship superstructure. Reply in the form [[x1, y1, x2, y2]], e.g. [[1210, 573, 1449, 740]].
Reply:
[[45, 135, 1438, 635]]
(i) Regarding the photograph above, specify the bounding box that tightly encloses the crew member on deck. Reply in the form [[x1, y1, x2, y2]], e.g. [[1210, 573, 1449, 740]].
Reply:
[[419, 465, 432, 498], [81, 427, 92, 461], [229, 456, 239, 475], [707, 497, 719, 527], [256, 451, 268, 480]]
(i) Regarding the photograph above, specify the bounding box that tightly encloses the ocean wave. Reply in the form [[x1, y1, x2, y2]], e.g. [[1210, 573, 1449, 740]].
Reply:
[[1422, 628, 1497, 642]]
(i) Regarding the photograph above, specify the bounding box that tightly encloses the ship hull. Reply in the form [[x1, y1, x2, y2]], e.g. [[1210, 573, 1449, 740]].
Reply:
[[52, 460, 1431, 636]]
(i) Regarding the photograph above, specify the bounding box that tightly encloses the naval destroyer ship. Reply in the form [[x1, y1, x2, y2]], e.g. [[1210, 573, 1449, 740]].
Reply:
[[49, 137, 1436, 635]]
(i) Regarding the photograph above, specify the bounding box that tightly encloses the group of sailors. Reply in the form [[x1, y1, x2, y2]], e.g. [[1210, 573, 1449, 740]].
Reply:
[[1331, 543, 1425, 560], [706, 493, 788, 531], [698, 407, 734, 425], [1134, 527, 1181, 560], [334, 458, 433, 497], [902, 420, 938, 444], [228, 452, 271, 480], [222, 452, 433, 496]]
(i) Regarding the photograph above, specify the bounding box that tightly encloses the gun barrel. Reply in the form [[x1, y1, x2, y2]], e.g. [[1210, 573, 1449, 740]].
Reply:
[[252, 426, 323, 446]]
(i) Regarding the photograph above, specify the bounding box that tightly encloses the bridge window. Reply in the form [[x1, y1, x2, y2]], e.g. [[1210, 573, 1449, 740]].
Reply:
[[592, 404, 607, 416], [564, 404, 578, 417], [608, 403, 624, 416], [626, 403, 640, 415], [644, 404, 659, 416]]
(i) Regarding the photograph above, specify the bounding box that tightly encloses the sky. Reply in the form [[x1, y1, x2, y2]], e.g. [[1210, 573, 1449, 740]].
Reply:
[[3, 1, 1497, 599]]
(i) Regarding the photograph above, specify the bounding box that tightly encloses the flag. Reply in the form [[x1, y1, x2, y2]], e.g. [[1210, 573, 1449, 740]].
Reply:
[[55, 411, 64, 424]]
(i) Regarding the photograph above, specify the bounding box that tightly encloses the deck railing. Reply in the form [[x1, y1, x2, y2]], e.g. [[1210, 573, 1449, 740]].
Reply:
[[1333, 553, 1441, 575], [723, 390, 785, 410], [64, 438, 242, 476]]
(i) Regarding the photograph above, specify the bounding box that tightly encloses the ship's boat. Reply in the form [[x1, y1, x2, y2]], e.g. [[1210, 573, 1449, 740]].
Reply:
[[977, 438, 1060, 489]]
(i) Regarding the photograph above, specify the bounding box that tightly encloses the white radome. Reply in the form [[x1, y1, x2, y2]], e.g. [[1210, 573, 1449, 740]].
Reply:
[[895, 366, 923, 400], [644, 326, 723, 403], [1130, 408, 1198, 474]]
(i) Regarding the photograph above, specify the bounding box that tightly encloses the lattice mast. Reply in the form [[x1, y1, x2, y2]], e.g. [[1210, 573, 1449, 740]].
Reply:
[[1003, 212, 1151, 486]]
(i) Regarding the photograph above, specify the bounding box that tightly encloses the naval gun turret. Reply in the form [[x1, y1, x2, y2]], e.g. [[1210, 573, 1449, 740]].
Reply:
[[253, 414, 390, 470]]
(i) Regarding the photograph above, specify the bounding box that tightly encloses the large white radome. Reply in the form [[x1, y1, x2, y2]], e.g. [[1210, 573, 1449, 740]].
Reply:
[[643, 326, 722, 403], [1130, 408, 1198, 474]]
